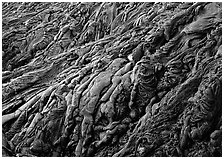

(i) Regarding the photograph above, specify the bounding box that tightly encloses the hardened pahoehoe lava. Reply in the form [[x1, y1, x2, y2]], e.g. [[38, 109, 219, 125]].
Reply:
[[2, 2, 222, 157]]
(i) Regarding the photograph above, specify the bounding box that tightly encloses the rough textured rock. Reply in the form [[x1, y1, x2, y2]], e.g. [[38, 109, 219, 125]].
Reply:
[[2, 2, 222, 157]]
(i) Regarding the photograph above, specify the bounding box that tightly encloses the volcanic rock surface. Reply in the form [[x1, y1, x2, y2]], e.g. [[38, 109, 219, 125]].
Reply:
[[2, 2, 222, 157]]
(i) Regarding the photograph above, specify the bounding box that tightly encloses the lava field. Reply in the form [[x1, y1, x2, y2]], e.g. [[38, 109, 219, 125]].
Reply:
[[2, 2, 222, 157]]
